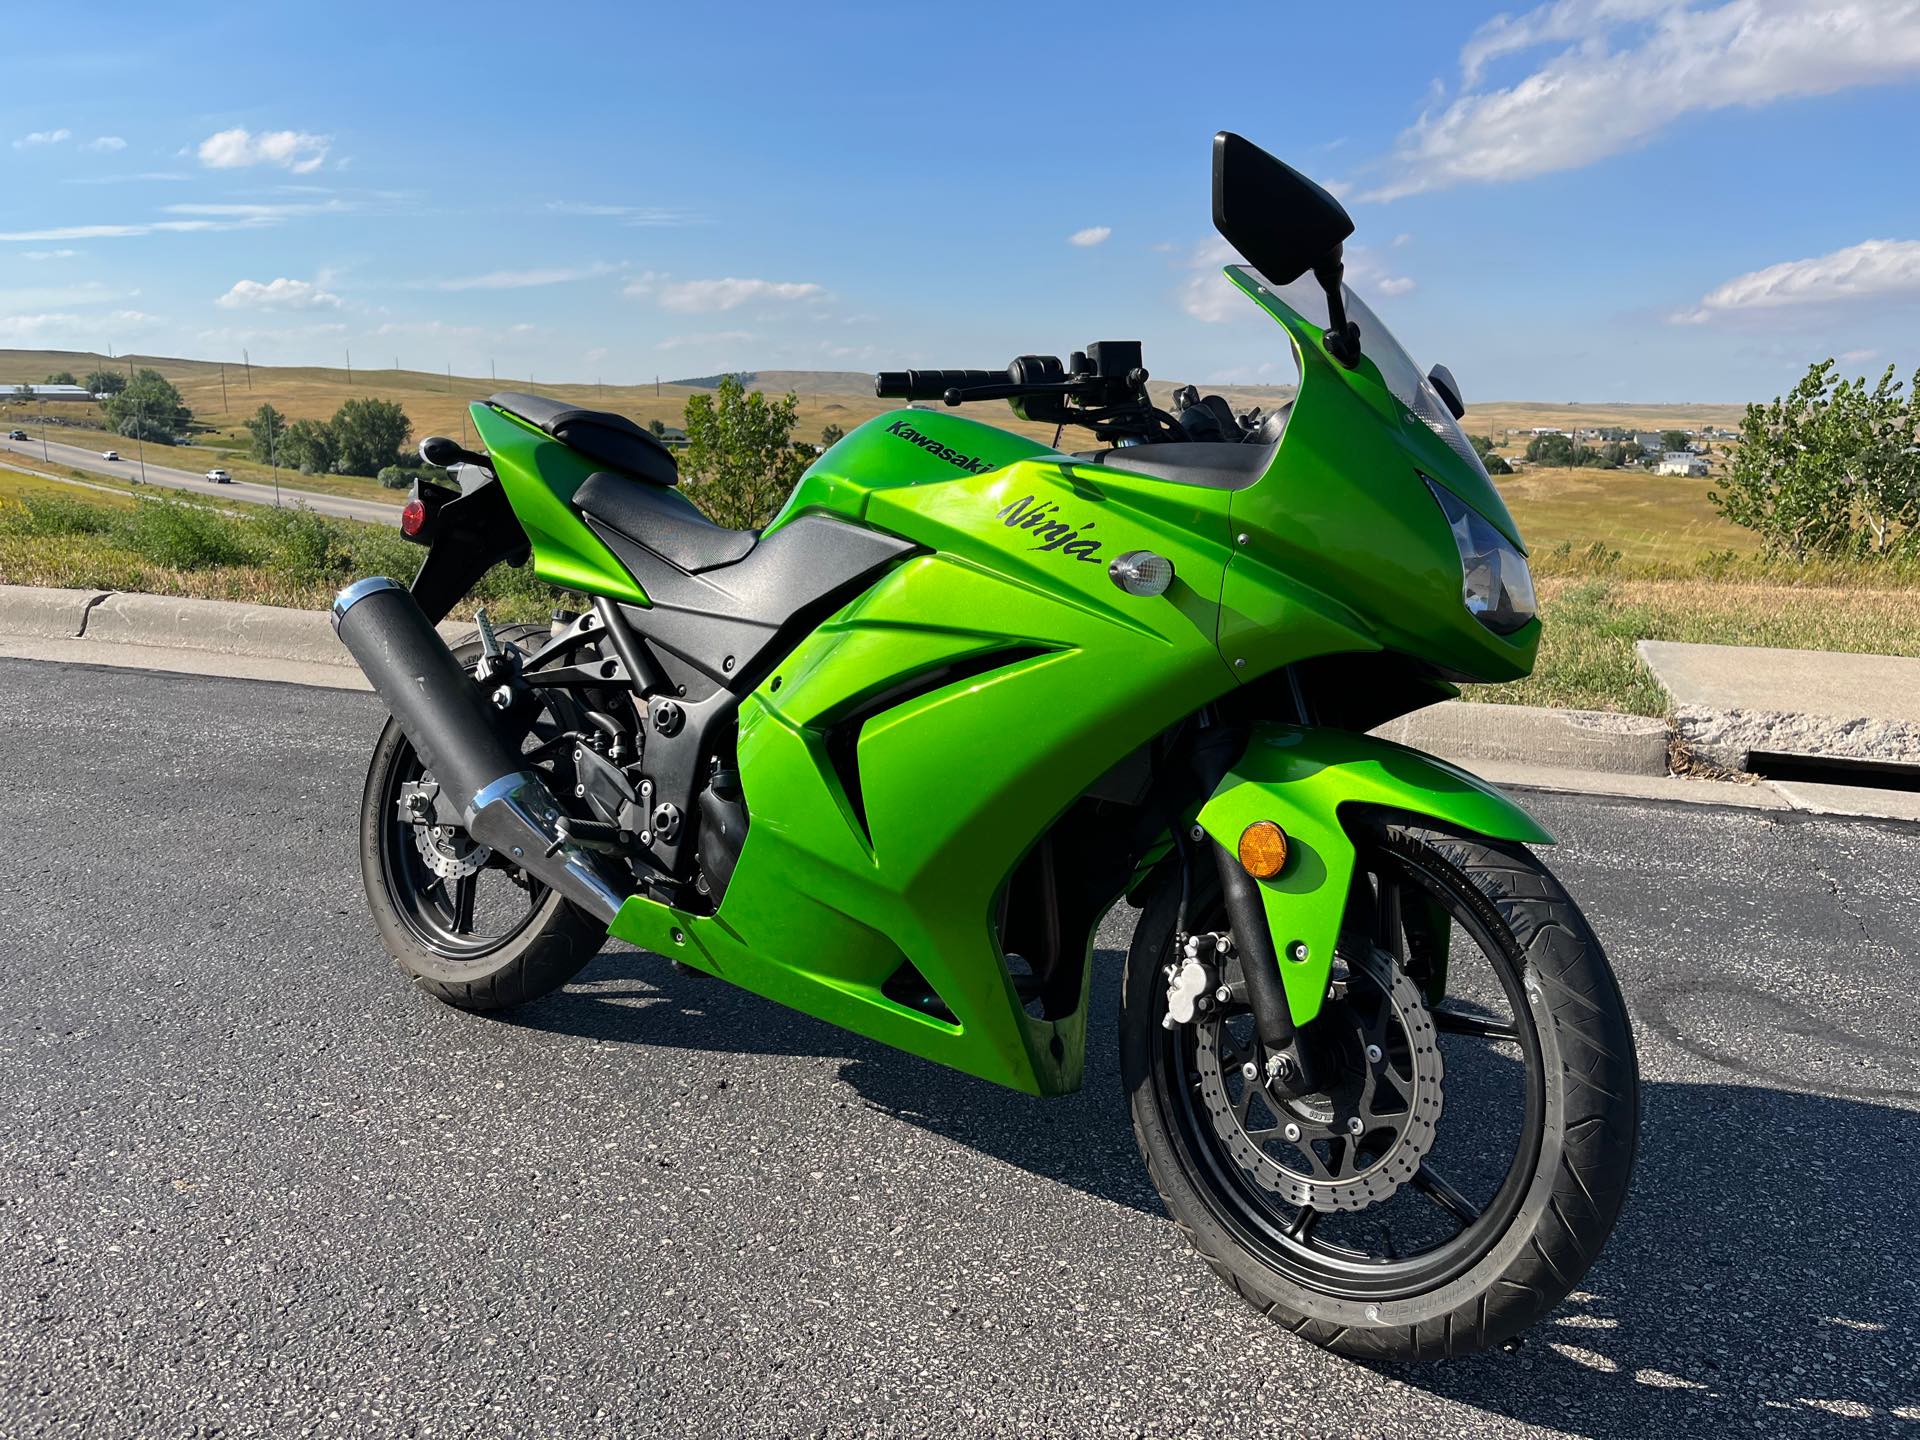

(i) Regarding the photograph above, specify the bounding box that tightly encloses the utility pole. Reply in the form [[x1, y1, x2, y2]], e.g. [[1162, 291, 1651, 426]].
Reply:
[[220, 363, 229, 414], [490, 358, 496, 383], [243, 349, 252, 390], [446, 363, 452, 394], [345, 349, 353, 385]]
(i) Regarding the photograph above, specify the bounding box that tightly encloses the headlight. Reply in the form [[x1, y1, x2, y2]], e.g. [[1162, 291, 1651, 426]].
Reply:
[[1425, 477, 1536, 635]]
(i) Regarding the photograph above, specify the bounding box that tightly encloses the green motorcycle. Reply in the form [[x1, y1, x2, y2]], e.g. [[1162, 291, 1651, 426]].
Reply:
[[334, 132, 1637, 1361]]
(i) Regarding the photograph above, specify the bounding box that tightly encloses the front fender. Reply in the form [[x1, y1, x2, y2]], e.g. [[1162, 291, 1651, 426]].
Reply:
[[1195, 723, 1553, 1026]]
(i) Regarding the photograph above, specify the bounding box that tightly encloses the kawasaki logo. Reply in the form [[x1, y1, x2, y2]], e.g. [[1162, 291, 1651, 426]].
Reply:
[[886, 419, 997, 474], [995, 494, 1105, 564]]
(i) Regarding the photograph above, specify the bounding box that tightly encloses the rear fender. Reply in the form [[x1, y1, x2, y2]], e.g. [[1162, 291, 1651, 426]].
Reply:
[[408, 479, 530, 624], [1195, 723, 1552, 1026]]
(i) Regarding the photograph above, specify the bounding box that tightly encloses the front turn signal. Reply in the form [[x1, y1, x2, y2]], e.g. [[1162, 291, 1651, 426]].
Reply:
[[1237, 821, 1289, 879]]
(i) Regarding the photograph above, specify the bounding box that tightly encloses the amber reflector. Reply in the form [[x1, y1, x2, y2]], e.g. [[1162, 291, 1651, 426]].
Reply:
[[1237, 821, 1289, 879]]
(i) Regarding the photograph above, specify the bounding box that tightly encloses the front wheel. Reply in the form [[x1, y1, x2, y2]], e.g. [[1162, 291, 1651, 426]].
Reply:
[[1121, 825, 1638, 1361]]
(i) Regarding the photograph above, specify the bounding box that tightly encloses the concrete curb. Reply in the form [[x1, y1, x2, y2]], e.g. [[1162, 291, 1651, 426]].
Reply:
[[0, 583, 465, 668], [6, 585, 1916, 822], [1371, 700, 1669, 776], [0, 585, 110, 640]]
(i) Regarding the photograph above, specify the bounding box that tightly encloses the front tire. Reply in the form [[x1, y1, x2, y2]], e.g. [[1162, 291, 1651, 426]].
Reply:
[[357, 624, 607, 1012], [1121, 825, 1638, 1361]]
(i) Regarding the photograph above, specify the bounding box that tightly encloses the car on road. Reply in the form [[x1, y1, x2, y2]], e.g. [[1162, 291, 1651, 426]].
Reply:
[[205, 468, 232, 484], [101, 450, 121, 461], [6, 429, 26, 441]]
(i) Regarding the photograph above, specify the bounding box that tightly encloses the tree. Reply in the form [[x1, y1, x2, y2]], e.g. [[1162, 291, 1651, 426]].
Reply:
[[83, 369, 126, 397], [1468, 433, 1511, 474], [648, 418, 667, 438], [1710, 358, 1920, 559], [1660, 429, 1691, 454], [278, 417, 338, 476], [44, 370, 76, 386], [1600, 441, 1644, 469], [678, 375, 808, 529], [244, 404, 288, 463], [821, 423, 845, 449], [1524, 433, 1576, 466], [329, 397, 411, 477], [100, 368, 190, 444]]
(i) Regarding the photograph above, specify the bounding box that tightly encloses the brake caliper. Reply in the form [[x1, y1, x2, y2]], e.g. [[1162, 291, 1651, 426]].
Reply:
[[1162, 931, 1233, 1029]]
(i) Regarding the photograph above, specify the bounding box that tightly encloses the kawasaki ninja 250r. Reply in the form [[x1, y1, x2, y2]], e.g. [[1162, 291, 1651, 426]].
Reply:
[[333, 133, 1638, 1361]]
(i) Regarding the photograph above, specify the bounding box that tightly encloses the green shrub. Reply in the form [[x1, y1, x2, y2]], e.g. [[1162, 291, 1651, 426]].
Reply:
[[0, 494, 119, 538], [121, 499, 258, 570], [254, 506, 351, 583], [375, 465, 439, 490]]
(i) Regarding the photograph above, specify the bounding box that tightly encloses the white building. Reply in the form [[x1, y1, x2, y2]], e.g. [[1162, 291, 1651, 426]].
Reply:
[[5, 383, 94, 401], [1655, 452, 1709, 476]]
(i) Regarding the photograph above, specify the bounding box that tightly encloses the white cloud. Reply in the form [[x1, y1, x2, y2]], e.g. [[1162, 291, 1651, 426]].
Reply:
[[1068, 226, 1112, 247], [163, 200, 344, 223], [0, 200, 332, 244], [81, 135, 126, 153], [0, 281, 138, 309], [545, 201, 701, 226], [20, 249, 79, 261], [0, 308, 159, 342], [625, 275, 824, 313], [1180, 238, 1412, 319], [1673, 238, 1920, 321], [217, 277, 343, 311], [1371, 1, 1920, 199], [656, 330, 756, 351], [196, 126, 331, 174], [14, 128, 72, 149], [0, 312, 88, 340], [1179, 240, 1254, 323], [433, 262, 620, 292], [0, 220, 244, 241]]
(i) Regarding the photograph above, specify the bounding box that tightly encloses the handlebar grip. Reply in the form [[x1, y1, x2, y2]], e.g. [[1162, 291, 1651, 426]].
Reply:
[[873, 368, 1005, 400]]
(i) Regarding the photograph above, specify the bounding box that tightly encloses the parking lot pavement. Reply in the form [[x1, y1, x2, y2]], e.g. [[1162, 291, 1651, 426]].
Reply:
[[1, 656, 1916, 1438]]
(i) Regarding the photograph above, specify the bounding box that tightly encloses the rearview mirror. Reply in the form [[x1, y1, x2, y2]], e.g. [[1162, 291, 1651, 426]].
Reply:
[[1427, 364, 1466, 419], [1211, 132, 1354, 286]]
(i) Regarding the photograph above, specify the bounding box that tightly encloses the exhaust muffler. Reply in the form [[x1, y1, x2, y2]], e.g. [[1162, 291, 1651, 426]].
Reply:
[[331, 576, 626, 924]]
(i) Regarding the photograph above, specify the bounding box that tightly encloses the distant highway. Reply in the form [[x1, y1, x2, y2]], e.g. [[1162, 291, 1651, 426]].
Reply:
[[0, 431, 400, 526]]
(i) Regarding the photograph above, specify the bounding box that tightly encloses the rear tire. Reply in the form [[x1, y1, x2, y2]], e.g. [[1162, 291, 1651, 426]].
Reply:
[[1121, 825, 1638, 1360], [357, 624, 607, 1012]]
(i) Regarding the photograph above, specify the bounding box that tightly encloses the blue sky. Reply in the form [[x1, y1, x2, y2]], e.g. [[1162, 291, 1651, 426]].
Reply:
[[5, 1, 1919, 402]]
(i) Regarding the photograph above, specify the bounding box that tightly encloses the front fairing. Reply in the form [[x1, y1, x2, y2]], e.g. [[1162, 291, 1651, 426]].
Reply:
[[1218, 268, 1540, 687]]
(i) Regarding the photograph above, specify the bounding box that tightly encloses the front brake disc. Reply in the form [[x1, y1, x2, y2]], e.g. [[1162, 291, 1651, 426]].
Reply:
[[1195, 944, 1443, 1212]]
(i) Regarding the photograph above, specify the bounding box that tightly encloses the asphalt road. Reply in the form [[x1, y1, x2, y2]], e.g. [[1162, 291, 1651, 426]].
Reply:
[[0, 432, 400, 526], [2, 657, 1916, 1438]]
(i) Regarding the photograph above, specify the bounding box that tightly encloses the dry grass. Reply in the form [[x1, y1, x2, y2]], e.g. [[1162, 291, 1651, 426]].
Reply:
[[1476, 575, 1920, 715]]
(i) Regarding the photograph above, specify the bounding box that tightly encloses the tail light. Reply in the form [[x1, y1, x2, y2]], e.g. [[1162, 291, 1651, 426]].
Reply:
[[399, 479, 457, 546]]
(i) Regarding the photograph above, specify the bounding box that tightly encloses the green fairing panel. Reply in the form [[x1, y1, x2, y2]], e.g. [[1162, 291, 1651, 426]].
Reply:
[[468, 402, 650, 605], [1196, 723, 1553, 1026], [1212, 270, 1539, 688], [613, 410, 1382, 1095]]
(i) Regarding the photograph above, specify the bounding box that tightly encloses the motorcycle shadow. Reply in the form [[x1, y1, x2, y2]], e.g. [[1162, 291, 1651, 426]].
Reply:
[[515, 945, 1919, 1431], [1388, 1076, 1918, 1435], [511, 940, 1164, 1215]]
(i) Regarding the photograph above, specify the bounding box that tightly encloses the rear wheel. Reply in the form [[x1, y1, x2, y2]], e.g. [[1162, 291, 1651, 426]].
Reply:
[[1121, 825, 1638, 1360], [357, 624, 607, 1011]]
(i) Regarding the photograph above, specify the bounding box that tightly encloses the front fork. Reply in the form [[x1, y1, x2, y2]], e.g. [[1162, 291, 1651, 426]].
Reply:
[[1164, 720, 1557, 1094]]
